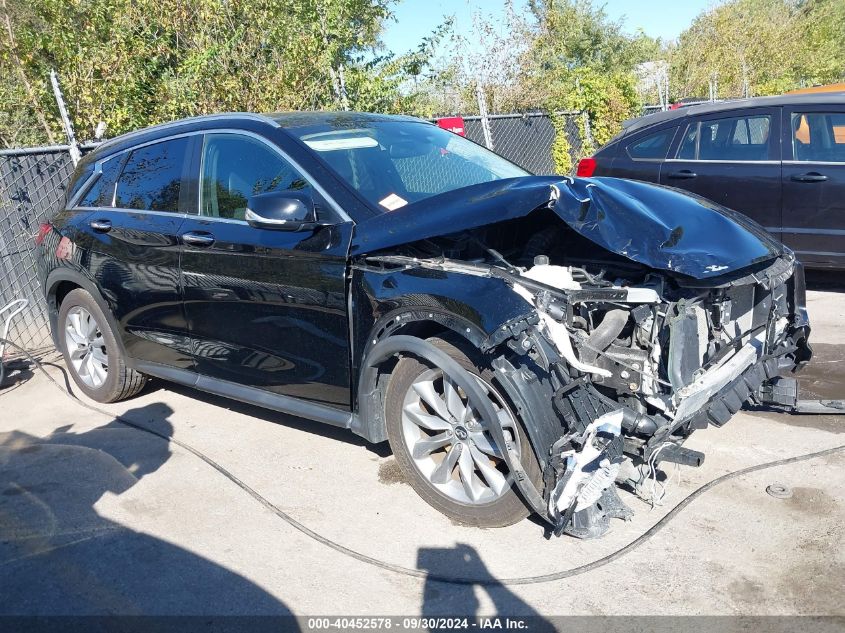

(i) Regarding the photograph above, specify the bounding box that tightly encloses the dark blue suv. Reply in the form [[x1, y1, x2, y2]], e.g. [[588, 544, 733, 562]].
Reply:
[[579, 93, 845, 269]]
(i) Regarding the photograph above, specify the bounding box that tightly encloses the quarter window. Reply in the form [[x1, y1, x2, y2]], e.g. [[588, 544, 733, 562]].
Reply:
[[78, 156, 123, 208], [67, 163, 94, 204], [625, 129, 674, 159], [791, 112, 845, 163], [200, 134, 311, 220], [676, 114, 772, 161], [678, 125, 698, 160], [115, 137, 189, 212]]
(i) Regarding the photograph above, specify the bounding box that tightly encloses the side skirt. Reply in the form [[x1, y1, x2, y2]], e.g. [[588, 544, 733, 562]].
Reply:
[[134, 361, 355, 430]]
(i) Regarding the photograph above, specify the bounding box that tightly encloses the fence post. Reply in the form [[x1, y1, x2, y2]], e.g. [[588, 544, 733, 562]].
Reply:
[[580, 111, 596, 156], [475, 84, 494, 150], [50, 69, 81, 166]]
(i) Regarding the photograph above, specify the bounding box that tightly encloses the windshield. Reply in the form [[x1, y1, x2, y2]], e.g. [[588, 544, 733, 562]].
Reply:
[[291, 120, 529, 211]]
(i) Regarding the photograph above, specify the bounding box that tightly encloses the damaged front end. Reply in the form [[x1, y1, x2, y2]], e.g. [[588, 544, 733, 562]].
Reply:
[[353, 176, 812, 538]]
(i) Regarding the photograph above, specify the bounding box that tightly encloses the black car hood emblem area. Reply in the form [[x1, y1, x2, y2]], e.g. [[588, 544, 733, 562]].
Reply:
[[351, 176, 785, 280]]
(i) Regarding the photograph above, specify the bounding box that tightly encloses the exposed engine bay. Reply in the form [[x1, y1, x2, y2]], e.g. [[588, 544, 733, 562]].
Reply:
[[355, 182, 812, 538]]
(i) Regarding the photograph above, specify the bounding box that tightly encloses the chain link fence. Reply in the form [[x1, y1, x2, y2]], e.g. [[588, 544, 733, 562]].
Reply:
[[0, 111, 592, 354], [0, 147, 79, 356], [436, 111, 589, 175]]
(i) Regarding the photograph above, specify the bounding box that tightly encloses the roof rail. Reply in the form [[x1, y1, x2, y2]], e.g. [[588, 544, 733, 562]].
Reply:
[[97, 112, 280, 150]]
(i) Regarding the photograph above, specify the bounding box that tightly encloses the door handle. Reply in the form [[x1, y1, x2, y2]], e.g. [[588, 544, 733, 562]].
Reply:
[[181, 231, 215, 247], [790, 172, 828, 183], [667, 170, 697, 179], [89, 219, 112, 232]]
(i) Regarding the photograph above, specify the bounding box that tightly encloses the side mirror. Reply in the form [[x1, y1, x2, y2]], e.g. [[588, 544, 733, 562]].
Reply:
[[245, 191, 319, 231]]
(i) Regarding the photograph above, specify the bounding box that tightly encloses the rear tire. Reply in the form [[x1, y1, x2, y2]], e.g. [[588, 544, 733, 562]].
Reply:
[[57, 288, 146, 403], [384, 336, 541, 527]]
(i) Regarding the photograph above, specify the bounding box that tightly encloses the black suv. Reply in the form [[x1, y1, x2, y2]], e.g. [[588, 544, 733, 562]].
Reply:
[[37, 112, 811, 538], [579, 93, 845, 269]]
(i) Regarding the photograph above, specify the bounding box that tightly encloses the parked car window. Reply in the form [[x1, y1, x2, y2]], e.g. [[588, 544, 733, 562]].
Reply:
[[678, 124, 698, 160], [78, 155, 123, 208], [732, 116, 770, 145], [200, 133, 311, 220], [67, 163, 95, 204], [625, 129, 675, 159], [676, 114, 772, 161], [792, 112, 845, 163], [292, 120, 528, 210], [114, 137, 189, 212]]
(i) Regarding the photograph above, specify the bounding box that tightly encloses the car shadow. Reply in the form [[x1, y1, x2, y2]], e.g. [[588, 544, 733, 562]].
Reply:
[[141, 377, 392, 458], [0, 403, 300, 620], [33, 356, 391, 459], [805, 269, 845, 292], [417, 543, 554, 630]]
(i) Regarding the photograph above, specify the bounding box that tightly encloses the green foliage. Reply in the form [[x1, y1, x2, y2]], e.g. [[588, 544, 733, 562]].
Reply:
[[669, 0, 845, 99], [4, 0, 843, 152], [797, 0, 845, 87], [525, 0, 658, 74], [549, 112, 573, 173], [0, 0, 438, 147], [345, 18, 452, 114], [521, 1, 645, 160]]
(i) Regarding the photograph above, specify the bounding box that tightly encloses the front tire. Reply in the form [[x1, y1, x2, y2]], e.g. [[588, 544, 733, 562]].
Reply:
[[57, 288, 146, 403], [384, 336, 541, 527]]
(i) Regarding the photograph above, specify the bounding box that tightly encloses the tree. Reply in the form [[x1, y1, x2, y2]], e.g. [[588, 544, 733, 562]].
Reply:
[[524, 0, 659, 76], [409, 3, 532, 117], [0, 0, 436, 147], [518, 0, 655, 167], [798, 0, 845, 87], [668, 0, 845, 100]]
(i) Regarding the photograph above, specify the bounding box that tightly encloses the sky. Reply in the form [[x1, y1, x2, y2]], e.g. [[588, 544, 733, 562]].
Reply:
[[380, 0, 714, 57]]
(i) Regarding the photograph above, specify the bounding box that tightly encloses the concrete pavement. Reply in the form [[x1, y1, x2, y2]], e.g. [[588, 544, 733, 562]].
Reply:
[[0, 287, 842, 617]]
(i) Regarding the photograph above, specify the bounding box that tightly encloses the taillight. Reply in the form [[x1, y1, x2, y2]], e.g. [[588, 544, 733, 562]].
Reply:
[[34, 222, 52, 246], [576, 157, 597, 177]]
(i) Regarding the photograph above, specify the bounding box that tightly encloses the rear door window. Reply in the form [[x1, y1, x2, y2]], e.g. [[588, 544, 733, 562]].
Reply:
[[625, 129, 675, 159], [114, 137, 190, 212], [676, 114, 773, 161], [791, 112, 845, 163]]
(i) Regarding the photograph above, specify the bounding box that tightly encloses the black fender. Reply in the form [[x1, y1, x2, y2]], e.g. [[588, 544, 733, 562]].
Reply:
[[349, 264, 536, 416], [355, 335, 552, 524], [44, 268, 129, 359], [351, 264, 534, 354]]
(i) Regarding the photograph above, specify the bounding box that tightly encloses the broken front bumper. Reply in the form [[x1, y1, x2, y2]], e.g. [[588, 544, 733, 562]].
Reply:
[[543, 317, 811, 537]]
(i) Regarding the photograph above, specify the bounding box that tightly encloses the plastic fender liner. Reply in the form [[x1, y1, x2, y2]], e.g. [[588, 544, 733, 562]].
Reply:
[[358, 334, 553, 525], [363, 307, 489, 354], [351, 308, 490, 443], [490, 355, 562, 472]]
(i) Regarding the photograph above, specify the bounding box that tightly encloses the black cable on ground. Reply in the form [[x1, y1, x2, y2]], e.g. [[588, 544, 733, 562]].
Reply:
[[2, 337, 843, 586]]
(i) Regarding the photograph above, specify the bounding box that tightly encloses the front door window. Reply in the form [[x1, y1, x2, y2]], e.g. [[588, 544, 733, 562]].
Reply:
[[200, 134, 311, 220]]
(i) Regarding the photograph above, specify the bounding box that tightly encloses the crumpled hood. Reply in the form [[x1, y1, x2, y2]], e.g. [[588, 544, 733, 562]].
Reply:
[[554, 177, 784, 277], [351, 176, 784, 279]]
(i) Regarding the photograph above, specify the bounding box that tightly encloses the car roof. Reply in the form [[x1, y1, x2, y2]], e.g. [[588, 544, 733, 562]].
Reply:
[[620, 92, 845, 138], [88, 111, 430, 162], [266, 111, 427, 128]]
